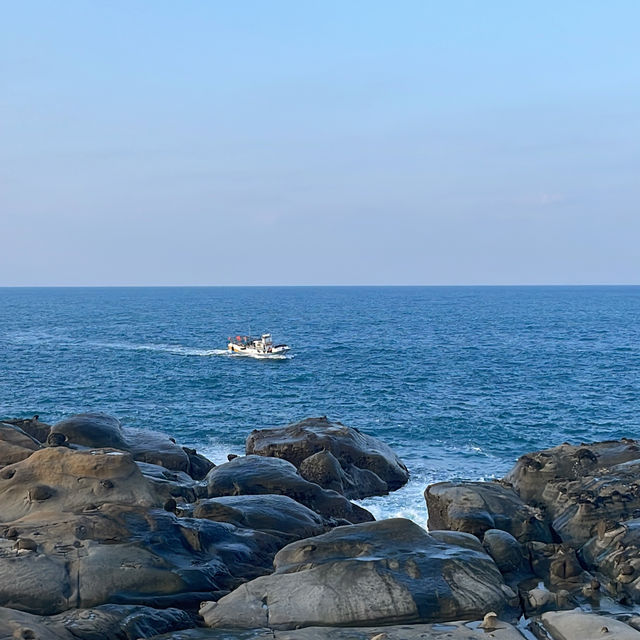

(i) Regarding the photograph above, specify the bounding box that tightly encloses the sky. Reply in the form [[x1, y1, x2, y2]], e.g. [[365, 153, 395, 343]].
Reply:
[[1, 1, 639, 286]]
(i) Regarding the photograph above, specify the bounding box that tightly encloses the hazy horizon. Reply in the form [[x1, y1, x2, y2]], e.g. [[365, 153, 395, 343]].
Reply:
[[3, 1, 639, 286]]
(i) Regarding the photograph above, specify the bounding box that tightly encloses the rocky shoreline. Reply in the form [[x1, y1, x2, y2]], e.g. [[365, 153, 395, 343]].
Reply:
[[2, 414, 640, 639]]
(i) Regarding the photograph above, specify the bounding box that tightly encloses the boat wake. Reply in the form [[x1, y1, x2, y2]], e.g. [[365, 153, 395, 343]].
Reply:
[[94, 342, 229, 357]]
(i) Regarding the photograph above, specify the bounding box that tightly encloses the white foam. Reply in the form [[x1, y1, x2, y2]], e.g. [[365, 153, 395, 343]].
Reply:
[[91, 341, 229, 357]]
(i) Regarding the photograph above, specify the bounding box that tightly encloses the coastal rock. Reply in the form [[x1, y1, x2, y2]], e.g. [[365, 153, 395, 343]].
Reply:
[[0, 422, 41, 467], [505, 439, 640, 506], [0, 604, 194, 640], [298, 450, 388, 499], [204, 455, 373, 524], [0, 504, 280, 614], [506, 441, 640, 546], [51, 413, 129, 450], [136, 461, 200, 502], [193, 494, 329, 543], [126, 429, 191, 474], [181, 447, 214, 480], [147, 619, 525, 639], [581, 518, 640, 603], [539, 610, 640, 640], [425, 481, 552, 543], [245, 416, 409, 498], [1, 415, 51, 443], [0, 447, 281, 614], [49, 413, 214, 480], [0, 447, 158, 522], [200, 518, 509, 630], [482, 529, 527, 574]]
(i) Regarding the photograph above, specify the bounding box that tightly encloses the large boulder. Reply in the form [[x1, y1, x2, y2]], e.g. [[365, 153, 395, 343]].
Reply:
[[505, 439, 640, 506], [49, 413, 213, 480], [204, 455, 373, 524], [0, 448, 280, 615], [200, 518, 511, 630], [193, 495, 329, 543], [51, 413, 129, 450], [0, 447, 158, 522], [246, 416, 409, 498], [425, 481, 552, 543], [506, 441, 640, 546]]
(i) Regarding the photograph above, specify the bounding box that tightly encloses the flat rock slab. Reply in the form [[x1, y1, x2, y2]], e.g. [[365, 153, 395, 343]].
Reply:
[[541, 610, 640, 640]]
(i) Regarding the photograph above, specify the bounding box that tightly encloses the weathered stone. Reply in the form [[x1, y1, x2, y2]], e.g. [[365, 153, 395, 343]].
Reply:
[[204, 455, 373, 524], [200, 518, 509, 630], [1, 415, 51, 443], [0, 422, 40, 468], [482, 529, 526, 574], [51, 413, 129, 450], [298, 450, 388, 499], [0, 604, 194, 640], [425, 481, 552, 543], [246, 416, 408, 497], [540, 610, 640, 640], [193, 494, 329, 543]]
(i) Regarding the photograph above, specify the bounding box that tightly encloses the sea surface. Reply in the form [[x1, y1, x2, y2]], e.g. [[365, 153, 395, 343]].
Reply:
[[2, 286, 639, 526]]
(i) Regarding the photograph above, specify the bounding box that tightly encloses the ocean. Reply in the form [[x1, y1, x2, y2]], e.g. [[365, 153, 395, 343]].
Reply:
[[2, 286, 639, 526]]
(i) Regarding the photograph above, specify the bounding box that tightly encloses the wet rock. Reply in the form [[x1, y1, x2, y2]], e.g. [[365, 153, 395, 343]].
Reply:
[[193, 494, 329, 543], [200, 518, 510, 630], [0, 504, 280, 614], [246, 416, 408, 497], [126, 429, 191, 474], [0, 447, 281, 614], [425, 481, 552, 543], [204, 455, 373, 524], [46, 432, 68, 447]]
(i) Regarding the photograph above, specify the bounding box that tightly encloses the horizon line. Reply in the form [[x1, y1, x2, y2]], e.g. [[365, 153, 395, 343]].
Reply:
[[1, 283, 639, 289]]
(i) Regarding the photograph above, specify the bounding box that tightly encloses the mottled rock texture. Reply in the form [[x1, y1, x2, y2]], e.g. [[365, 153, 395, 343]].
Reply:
[[201, 518, 510, 630], [246, 416, 409, 498]]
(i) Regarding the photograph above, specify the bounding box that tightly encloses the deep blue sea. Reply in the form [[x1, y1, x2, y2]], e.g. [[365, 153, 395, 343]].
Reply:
[[2, 286, 639, 526]]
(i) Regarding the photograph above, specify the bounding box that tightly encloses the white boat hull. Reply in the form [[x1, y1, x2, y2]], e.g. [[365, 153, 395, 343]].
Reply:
[[228, 343, 290, 358]]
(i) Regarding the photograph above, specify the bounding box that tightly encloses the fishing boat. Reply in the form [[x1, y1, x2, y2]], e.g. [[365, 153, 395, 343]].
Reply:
[[227, 333, 290, 358]]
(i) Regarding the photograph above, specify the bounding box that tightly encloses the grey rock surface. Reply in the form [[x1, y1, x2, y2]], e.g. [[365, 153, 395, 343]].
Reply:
[[200, 518, 510, 630], [246, 416, 408, 497]]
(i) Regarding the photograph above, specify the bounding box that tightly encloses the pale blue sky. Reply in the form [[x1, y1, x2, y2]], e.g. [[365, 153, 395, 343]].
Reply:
[[2, 1, 639, 285]]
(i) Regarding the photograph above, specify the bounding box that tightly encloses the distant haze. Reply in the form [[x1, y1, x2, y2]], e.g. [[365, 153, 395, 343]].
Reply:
[[2, 1, 639, 285]]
